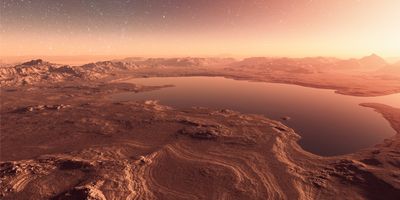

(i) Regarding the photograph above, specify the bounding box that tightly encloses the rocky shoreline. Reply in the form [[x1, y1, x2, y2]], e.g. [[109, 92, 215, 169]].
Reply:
[[1, 76, 399, 199]]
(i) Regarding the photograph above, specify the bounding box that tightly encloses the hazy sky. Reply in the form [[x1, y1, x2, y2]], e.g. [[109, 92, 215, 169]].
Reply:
[[1, 0, 399, 58]]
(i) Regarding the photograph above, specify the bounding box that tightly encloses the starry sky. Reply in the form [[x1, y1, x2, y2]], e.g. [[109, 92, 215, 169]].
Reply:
[[1, 0, 399, 58]]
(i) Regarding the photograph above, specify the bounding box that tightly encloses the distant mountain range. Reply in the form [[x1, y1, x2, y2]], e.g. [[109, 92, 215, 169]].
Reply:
[[359, 54, 388, 69], [113, 57, 236, 67], [0, 57, 236, 86], [378, 61, 400, 74], [0, 55, 398, 86], [231, 54, 389, 73]]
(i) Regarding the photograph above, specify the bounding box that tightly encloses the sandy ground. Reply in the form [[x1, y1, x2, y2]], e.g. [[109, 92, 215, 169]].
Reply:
[[1, 78, 400, 199]]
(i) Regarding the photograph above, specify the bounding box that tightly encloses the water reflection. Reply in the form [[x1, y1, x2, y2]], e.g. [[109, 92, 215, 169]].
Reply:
[[112, 77, 400, 156]]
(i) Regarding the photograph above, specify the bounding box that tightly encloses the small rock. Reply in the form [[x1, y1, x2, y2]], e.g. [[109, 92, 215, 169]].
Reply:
[[137, 156, 151, 165], [272, 126, 287, 132], [281, 116, 291, 121], [179, 127, 220, 140], [139, 156, 147, 163]]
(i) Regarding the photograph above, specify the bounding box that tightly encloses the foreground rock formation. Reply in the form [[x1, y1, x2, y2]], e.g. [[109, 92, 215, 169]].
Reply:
[[1, 80, 399, 199]]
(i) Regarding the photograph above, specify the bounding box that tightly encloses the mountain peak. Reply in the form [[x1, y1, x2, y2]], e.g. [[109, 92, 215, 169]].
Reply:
[[359, 54, 387, 69], [21, 59, 46, 66], [369, 53, 379, 57], [363, 53, 383, 59]]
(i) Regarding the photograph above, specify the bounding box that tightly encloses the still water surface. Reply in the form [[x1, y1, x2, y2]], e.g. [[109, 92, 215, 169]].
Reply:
[[112, 77, 400, 156]]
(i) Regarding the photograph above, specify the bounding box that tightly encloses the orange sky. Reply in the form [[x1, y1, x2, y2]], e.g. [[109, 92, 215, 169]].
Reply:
[[1, 0, 399, 58]]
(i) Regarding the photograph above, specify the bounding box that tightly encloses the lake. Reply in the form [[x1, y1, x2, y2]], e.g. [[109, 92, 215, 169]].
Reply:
[[111, 76, 400, 156]]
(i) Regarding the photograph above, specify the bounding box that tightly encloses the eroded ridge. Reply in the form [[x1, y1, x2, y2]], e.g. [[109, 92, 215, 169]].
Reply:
[[1, 98, 399, 199]]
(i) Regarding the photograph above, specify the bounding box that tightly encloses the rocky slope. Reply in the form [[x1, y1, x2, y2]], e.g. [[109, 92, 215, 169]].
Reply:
[[0, 59, 93, 86], [1, 83, 399, 199], [0, 59, 147, 86], [0, 58, 235, 86]]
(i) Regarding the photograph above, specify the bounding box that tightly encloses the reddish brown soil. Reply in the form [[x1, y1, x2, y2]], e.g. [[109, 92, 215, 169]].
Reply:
[[1, 80, 399, 199]]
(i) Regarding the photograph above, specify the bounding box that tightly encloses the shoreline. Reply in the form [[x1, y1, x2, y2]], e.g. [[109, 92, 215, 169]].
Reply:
[[1, 79, 400, 199]]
